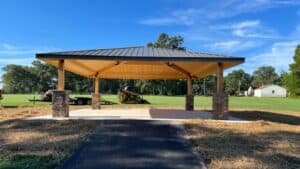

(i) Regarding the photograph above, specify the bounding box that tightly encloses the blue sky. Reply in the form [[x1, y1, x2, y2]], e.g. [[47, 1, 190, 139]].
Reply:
[[0, 0, 300, 85]]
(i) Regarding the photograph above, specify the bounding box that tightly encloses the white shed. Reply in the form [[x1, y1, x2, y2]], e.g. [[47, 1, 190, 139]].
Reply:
[[254, 84, 287, 97]]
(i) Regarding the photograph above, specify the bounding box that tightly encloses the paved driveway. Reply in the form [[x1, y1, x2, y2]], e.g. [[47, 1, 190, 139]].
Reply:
[[59, 120, 206, 169]]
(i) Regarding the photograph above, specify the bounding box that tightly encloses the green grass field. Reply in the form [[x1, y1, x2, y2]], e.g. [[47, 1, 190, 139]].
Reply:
[[1, 94, 299, 112]]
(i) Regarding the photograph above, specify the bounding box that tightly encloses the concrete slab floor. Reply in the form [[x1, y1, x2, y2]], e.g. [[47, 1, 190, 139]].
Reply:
[[27, 107, 244, 122]]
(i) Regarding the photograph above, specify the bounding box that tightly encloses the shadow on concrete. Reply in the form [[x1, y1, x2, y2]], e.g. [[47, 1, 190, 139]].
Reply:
[[149, 108, 211, 120]]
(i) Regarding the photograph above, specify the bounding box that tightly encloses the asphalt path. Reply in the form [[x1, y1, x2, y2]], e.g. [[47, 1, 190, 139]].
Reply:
[[59, 120, 206, 169]]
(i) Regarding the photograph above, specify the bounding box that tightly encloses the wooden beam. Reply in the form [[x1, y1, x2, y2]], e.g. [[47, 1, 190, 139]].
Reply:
[[57, 59, 65, 90], [123, 61, 164, 65], [94, 78, 99, 94], [166, 62, 196, 79], [216, 62, 224, 94]]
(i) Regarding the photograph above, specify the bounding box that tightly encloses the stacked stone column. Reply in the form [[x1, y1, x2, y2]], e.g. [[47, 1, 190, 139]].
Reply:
[[185, 95, 194, 111], [52, 59, 69, 118], [52, 90, 69, 117], [92, 93, 101, 109], [212, 92, 228, 119]]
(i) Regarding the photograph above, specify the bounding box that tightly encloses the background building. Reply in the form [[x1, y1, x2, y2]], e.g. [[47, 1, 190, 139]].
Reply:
[[254, 84, 287, 98]]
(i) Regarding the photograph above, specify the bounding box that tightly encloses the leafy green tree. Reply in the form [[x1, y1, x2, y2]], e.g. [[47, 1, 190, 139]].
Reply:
[[225, 69, 251, 95], [32, 60, 57, 92], [251, 66, 279, 88], [65, 72, 93, 94], [278, 71, 289, 87], [147, 33, 185, 50], [193, 75, 216, 96], [2, 61, 93, 94], [2, 65, 37, 93], [289, 44, 300, 96]]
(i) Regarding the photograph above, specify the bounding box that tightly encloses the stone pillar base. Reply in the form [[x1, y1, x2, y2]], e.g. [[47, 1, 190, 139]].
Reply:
[[52, 90, 69, 117], [92, 93, 101, 109], [185, 95, 194, 111], [212, 93, 228, 119]]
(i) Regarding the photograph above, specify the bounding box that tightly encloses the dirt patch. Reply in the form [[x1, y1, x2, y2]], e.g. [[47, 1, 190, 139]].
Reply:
[[184, 120, 300, 169], [0, 119, 99, 169], [0, 105, 98, 169], [229, 110, 300, 125]]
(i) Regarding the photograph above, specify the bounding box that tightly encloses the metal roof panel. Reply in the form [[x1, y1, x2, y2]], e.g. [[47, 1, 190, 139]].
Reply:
[[36, 46, 245, 63]]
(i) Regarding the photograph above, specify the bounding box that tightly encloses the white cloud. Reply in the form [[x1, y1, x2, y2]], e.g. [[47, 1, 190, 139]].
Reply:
[[232, 20, 260, 29], [245, 41, 299, 72], [211, 20, 279, 39], [140, 1, 300, 26], [2, 43, 16, 50], [210, 40, 259, 52], [211, 20, 260, 30], [0, 43, 57, 55], [0, 57, 34, 65], [140, 17, 193, 26], [210, 41, 240, 51], [140, 8, 200, 26]]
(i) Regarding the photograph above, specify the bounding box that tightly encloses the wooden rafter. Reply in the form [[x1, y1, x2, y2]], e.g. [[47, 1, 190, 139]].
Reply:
[[165, 62, 197, 79], [68, 60, 96, 73], [194, 63, 218, 78], [95, 61, 120, 78]]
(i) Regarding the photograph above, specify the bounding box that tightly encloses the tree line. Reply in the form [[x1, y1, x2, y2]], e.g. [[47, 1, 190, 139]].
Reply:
[[1, 33, 299, 97]]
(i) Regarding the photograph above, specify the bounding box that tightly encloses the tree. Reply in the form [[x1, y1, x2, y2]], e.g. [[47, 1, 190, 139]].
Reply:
[[2, 65, 37, 93], [251, 66, 279, 88], [225, 69, 251, 95], [147, 33, 185, 50], [193, 75, 216, 96], [289, 44, 300, 96], [65, 71, 92, 94], [2, 61, 94, 94], [278, 71, 289, 87], [32, 60, 57, 92]]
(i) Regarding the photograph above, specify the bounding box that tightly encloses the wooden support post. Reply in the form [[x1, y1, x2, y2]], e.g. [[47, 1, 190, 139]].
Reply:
[[216, 62, 224, 94], [186, 77, 194, 111], [213, 62, 228, 119], [57, 60, 65, 90], [53, 59, 69, 117], [94, 78, 99, 94], [92, 78, 101, 109], [187, 77, 192, 96]]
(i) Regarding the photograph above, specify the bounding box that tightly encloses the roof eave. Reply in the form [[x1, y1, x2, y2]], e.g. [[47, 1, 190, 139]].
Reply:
[[36, 53, 245, 63]]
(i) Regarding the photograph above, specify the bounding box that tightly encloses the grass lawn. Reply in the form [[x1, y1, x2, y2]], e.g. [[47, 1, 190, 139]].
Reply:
[[1, 94, 299, 112]]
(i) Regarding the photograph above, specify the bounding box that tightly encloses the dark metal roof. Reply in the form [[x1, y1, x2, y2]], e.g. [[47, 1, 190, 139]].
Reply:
[[36, 46, 244, 62]]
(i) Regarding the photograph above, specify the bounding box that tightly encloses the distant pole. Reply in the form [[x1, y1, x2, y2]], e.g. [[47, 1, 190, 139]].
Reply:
[[238, 80, 241, 95], [203, 79, 206, 96]]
